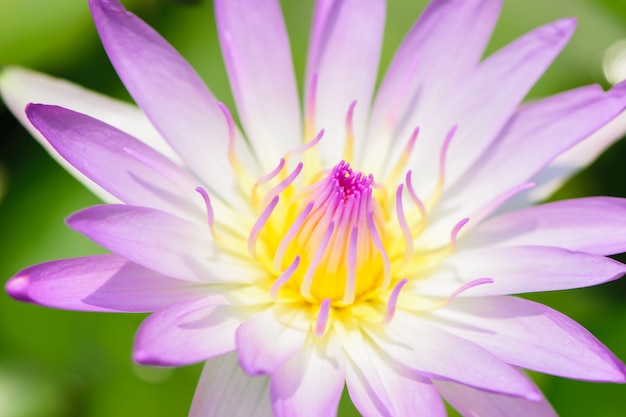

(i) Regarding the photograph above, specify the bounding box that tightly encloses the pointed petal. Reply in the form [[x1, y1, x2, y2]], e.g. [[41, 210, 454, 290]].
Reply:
[[67, 204, 264, 284], [404, 19, 576, 198], [26, 104, 205, 221], [271, 335, 344, 417], [306, 0, 385, 165], [508, 106, 626, 208], [134, 298, 258, 366], [431, 296, 626, 382], [463, 197, 626, 256], [190, 353, 272, 417], [0, 67, 174, 203], [337, 319, 445, 417], [436, 380, 558, 417], [365, 0, 501, 173], [418, 245, 626, 297], [89, 0, 257, 204], [365, 312, 541, 401], [437, 83, 626, 229], [236, 305, 309, 375], [443, 18, 576, 184], [214, 0, 300, 171], [5, 255, 203, 312]]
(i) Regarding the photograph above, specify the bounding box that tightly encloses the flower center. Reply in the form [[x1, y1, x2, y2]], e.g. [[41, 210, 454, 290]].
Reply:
[[269, 161, 388, 305]]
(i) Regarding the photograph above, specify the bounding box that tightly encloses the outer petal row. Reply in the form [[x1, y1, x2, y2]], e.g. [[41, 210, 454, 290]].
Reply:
[[89, 0, 256, 205], [214, 0, 301, 172], [430, 296, 626, 382], [5, 254, 203, 312], [416, 245, 626, 297], [190, 353, 273, 417], [67, 204, 265, 284], [463, 197, 626, 256]]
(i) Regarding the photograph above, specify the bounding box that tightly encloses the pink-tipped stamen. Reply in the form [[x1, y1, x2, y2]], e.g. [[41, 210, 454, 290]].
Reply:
[[248, 195, 280, 259], [254, 158, 286, 188], [382, 279, 408, 324], [438, 125, 457, 185], [261, 162, 303, 208], [270, 256, 300, 299], [368, 211, 391, 290], [315, 298, 332, 337], [472, 182, 536, 224], [405, 170, 427, 228], [195, 186, 216, 236], [446, 278, 493, 304], [387, 126, 419, 185], [344, 100, 357, 161], [340, 226, 359, 305], [285, 129, 325, 158], [395, 184, 414, 265], [450, 217, 470, 248], [300, 221, 335, 300], [273, 202, 315, 270], [217, 102, 236, 152]]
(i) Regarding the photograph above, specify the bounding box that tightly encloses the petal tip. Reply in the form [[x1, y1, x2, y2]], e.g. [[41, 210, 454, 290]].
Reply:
[[6, 274, 32, 302]]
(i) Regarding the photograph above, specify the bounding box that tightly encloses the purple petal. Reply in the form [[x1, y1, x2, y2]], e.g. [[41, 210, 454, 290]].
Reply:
[[236, 305, 309, 376], [440, 83, 626, 226], [365, 312, 541, 400], [6, 255, 203, 312], [189, 353, 273, 417], [431, 296, 626, 382], [214, 0, 300, 172], [271, 335, 344, 417], [306, 0, 385, 165], [67, 204, 264, 284], [134, 298, 258, 366], [0, 67, 177, 203], [89, 0, 256, 204], [443, 18, 576, 184], [26, 104, 204, 221], [509, 106, 626, 209], [365, 0, 501, 174], [463, 197, 626, 256], [418, 245, 626, 297], [341, 320, 445, 417], [403, 19, 575, 200], [436, 380, 558, 417]]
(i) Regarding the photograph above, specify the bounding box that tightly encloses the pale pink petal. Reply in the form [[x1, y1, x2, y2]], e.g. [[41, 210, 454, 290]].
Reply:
[[510, 107, 626, 208], [462, 197, 626, 256], [5, 255, 203, 312], [236, 305, 309, 375], [436, 380, 558, 417], [365, 0, 501, 173], [271, 335, 344, 417], [364, 312, 541, 401], [339, 320, 445, 417], [89, 0, 257, 205], [430, 296, 626, 382], [134, 298, 259, 366], [67, 205, 264, 284], [214, 0, 300, 171], [190, 353, 272, 417], [306, 0, 385, 165], [417, 245, 626, 297], [403, 19, 575, 199], [435, 83, 626, 231], [26, 104, 204, 221], [0, 67, 176, 203]]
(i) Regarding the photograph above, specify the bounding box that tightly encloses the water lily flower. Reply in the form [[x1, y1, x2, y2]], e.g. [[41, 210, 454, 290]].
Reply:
[[4, 0, 626, 415]]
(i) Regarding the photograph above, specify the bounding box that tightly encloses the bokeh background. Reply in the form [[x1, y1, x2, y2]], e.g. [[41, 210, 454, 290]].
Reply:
[[2, 0, 626, 415]]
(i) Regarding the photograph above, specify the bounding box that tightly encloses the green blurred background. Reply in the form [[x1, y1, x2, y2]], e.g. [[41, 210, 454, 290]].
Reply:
[[2, 0, 626, 415]]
